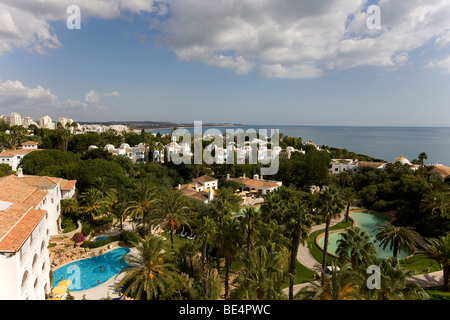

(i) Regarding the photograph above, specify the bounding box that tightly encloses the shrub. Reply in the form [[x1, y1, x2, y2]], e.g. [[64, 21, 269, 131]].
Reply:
[[72, 232, 85, 243], [61, 219, 77, 233], [120, 231, 140, 245], [81, 224, 93, 238]]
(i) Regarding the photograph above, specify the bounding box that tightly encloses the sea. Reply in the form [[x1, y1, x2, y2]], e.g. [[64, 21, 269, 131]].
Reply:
[[147, 125, 450, 166]]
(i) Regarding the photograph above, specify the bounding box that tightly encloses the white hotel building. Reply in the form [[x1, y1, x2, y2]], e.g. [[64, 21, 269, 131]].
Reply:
[[0, 171, 76, 300]]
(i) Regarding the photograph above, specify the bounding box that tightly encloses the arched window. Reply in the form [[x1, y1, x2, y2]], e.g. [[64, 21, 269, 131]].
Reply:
[[32, 253, 38, 270], [21, 271, 29, 290], [40, 240, 46, 253]]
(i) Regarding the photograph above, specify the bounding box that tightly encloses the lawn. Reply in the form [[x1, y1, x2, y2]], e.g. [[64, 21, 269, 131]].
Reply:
[[425, 286, 450, 300], [307, 219, 354, 266]]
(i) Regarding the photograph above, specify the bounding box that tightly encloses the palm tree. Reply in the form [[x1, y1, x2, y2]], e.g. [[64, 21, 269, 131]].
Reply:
[[152, 190, 191, 250], [142, 132, 156, 163], [340, 187, 357, 223], [233, 245, 287, 300], [336, 227, 377, 270], [239, 207, 262, 252], [124, 181, 157, 231], [155, 142, 165, 163], [215, 216, 244, 300], [79, 188, 110, 221], [255, 220, 289, 254], [283, 199, 314, 300], [363, 257, 428, 300], [374, 222, 421, 258], [55, 123, 71, 151], [418, 235, 450, 291], [317, 186, 345, 283], [260, 190, 282, 222], [196, 216, 217, 297], [92, 177, 118, 208], [116, 235, 178, 300], [209, 198, 234, 222], [420, 190, 450, 220], [297, 262, 363, 300], [418, 152, 428, 168]]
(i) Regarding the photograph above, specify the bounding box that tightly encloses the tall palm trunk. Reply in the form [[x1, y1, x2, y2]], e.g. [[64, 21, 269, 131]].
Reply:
[[201, 238, 209, 297], [321, 217, 331, 285], [288, 231, 300, 300], [345, 203, 350, 223], [444, 264, 449, 292], [224, 257, 231, 300]]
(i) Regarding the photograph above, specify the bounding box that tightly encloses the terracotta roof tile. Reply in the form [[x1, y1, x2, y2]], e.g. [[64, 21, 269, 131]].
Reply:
[[61, 180, 76, 190], [193, 175, 218, 184], [0, 208, 46, 252], [227, 177, 280, 189]]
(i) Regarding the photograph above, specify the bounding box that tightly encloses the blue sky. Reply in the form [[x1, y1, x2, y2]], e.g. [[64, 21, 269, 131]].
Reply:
[[0, 0, 449, 126]]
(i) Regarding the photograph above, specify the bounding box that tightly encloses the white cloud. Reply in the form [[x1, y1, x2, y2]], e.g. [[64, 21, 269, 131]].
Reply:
[[426, 55, 450, 73], [1, 0, 450, 78], [160, 0, 450, 77], [0, 0, 162, 55], [0, 79, 119, 118]]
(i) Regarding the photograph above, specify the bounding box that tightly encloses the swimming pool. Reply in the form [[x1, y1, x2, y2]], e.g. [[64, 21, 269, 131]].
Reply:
[[93, 236, 109, 242], [317, 212, 410, 259], [52, 247, 130, 291]]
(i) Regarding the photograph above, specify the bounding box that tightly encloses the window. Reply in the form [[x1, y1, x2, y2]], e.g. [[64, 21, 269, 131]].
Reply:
[[32, 253, 38, 270], [21, 271, 29, 291]]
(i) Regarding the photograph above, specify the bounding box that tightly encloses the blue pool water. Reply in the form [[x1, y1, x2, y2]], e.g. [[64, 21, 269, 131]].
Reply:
[[318, 212, 410, 259], [52, 247, 130, 291], [93, 236, 109, 242]]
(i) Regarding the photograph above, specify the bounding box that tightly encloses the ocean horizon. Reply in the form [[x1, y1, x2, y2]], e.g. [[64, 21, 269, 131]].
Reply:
[[147, 125, 450, 166]]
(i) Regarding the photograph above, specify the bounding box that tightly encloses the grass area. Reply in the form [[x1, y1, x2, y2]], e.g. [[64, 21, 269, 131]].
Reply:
[[426, 286, 450, 300], [400, 254, 441, 273], [307, 219, 354, 266]]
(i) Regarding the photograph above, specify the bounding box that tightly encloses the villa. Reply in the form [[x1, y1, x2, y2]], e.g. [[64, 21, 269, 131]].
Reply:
[[178, 175, 217, 204], [0, 170, 76, 300], [227, 174, 282, 195], [357, 161, 387, 170], [431, 164, 450, 183], [330, 159, 358, 175], [0, 141, 42, 171]]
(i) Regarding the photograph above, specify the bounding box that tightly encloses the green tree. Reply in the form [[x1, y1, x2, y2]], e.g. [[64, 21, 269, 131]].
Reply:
[[317, 186, 345, 283], [238, 207, 262, 252], [340, 187, 357, 223], [215, 216, 244, 300], [233, 245, 287, 300], [336, 227, 377, 270], [124, 181, 157, 231], [152, 190, 191, 250], [374, 222, 421, 258], [79, 188, 110, 221], [283, 199, 314, 300], [196, 216, 216, 297], [117, 235, 178, 300], [418, 235, 450, 291]]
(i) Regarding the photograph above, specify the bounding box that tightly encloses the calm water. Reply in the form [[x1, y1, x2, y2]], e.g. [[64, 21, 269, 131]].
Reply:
[[148, 125, 450, 166], [52, 247, 130, 291], [318, 212, 409, 260]]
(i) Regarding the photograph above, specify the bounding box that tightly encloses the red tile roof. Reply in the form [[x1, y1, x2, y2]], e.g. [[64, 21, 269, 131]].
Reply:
[[0, 207, 46, 252], [61, 180, 76, 190], [227, 177, 280, 189]]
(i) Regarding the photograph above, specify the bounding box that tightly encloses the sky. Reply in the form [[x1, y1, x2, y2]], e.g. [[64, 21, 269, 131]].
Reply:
[[0, 0, 449, 126]]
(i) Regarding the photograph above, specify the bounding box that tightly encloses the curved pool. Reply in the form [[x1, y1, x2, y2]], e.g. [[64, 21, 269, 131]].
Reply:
[[52, 247, 130, 291], [317, 212, 410, 259]]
